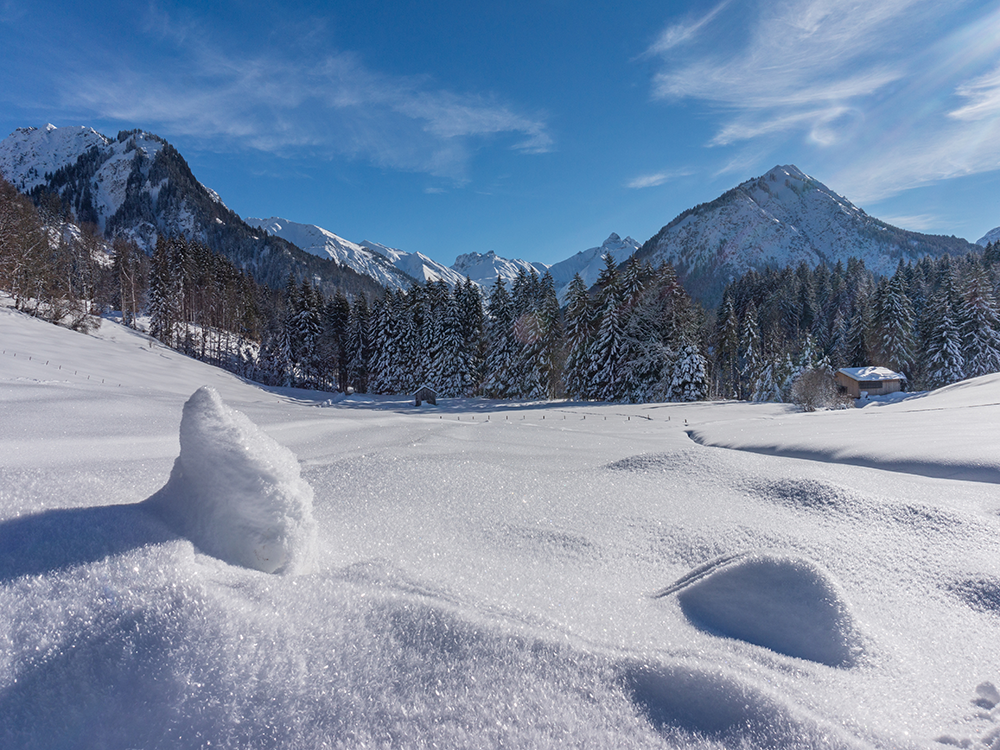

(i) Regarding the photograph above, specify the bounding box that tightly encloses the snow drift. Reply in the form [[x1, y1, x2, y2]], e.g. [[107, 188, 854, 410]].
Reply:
[[656, 552, 865, 667], [145, 387, 317, 574]]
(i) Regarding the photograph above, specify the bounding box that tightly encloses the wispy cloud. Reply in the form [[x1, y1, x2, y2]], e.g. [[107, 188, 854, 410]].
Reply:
[[646, 0, 1000, 201], [950, 64, 1000, 121], [876, 214, 941, 232], [625, 168, 695, 189], [59, 9, 551, 182], [644, 0, 733, 56]]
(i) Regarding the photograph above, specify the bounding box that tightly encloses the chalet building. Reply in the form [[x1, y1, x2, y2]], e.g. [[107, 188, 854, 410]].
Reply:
[[413, 385, 438, 406], [835, 367, 905, 399]]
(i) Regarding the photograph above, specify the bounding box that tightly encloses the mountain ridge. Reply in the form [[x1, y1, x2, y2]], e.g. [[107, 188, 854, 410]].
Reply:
[[0, 125, 385, 298], [636, 164, 976, 306]]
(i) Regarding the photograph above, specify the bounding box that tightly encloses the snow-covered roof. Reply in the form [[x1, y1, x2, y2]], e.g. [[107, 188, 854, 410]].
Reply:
[[837, 366, 904, 382]]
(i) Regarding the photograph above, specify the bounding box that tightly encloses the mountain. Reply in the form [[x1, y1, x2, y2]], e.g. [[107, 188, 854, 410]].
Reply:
[[0, 125, 385, 298], [246, 216, 476, 289], [635, 164, 976, 307], [361, 241, 471, 287], [451, 251, 549, 289], [546, 232, 640, 302], [977, 227, 1000, 246], [246, 217, 416, 291]]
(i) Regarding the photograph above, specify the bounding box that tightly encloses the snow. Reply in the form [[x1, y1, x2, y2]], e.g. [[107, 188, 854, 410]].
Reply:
[[657, 551, 865, 668], [451, 249, 549, 288], [144, 387, 317, 575], [248, 217, 416, 291], [977, 226, 1000, 246], [641, 164, 973, 304], [3, 299, 1000, 748], [546, 232, 641, 302], [838, 366, 905, 381]]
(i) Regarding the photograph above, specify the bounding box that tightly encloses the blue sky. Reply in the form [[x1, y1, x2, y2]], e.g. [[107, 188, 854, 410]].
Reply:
[[2, 0, 1000, 265]]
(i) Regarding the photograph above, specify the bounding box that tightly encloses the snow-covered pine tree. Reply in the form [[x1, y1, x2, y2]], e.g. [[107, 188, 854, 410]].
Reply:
[[346, 295, 370, 393], [561, 273, 595, 400], [871, 268, 915, 375], [958, 263, 1000, 379], [585, 253, 632, 401], [456, 279, 485, 395], [844, 302, 870, 368], [668, 343, 708, 402], [482, 278, 518, 399], [750, 359, 780, 403], [148, 236, 176, 345], [618, 291, 665, 403], [534, 272, 564, 399], [290, 278, 324, 388], [432, 289, 469, 397], [323, 291, 351, 391], [716, 293, 741, 398], [923, 287, 965, 389], [738, 300, 763, 400]]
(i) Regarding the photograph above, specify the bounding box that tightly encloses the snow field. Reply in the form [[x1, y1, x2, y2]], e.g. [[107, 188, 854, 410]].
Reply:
[[2, 302, 1000, 748]]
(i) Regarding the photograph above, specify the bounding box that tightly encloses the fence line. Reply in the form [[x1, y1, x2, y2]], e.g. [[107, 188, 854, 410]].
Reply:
[[1, 348, 122, 387]]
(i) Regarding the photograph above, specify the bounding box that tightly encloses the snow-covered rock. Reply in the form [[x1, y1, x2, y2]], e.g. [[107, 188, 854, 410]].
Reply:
[[451, 250, 549, 289], [145, 386, 317, 574], [638, 164, 975, 306], [657, 551, 864, 667], [546, 232, 640, 302], [360, 240, 470, 287]]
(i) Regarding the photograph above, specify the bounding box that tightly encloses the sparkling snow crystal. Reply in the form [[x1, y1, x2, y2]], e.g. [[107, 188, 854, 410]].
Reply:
[[145, 387, 317, 574]]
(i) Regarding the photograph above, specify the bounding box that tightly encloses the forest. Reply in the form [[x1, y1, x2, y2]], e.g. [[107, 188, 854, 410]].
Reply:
[[2, 172, 1000, 405]]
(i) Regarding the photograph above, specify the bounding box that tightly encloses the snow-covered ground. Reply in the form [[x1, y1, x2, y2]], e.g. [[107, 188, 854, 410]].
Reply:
[[2, 302, 999, 749]]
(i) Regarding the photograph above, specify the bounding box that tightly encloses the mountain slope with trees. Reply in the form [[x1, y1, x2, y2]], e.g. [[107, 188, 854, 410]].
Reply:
[[0, 125, 384, 298], [637, 165, 975, 307]]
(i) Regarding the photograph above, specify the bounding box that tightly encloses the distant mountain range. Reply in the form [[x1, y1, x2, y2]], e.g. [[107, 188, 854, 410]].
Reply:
[[0, 126, 987, 307]]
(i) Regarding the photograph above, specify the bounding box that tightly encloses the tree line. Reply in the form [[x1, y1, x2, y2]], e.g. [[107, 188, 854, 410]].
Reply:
[[7, 169, 1000, 405], [711, 247, 1000, 400]]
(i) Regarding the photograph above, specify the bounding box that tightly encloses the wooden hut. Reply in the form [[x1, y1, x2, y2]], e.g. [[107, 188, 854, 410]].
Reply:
[[413, 385, 438, 406], [835, 367, 905, 399]]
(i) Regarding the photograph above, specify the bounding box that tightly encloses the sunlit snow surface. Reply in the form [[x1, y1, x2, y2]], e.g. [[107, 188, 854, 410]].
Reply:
[[2, 302, 1000, 749]]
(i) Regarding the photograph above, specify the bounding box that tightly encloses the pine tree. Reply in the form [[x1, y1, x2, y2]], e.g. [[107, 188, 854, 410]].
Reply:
[[433, 290, 468, 397], [482, 278, 518, 398], [738, 301, 763, 400], [588, 273, 625, 401], [346, 295, 370, 392], [668, 344, 708, 402], [958, 263, 1000, 378], [923, 290, 965, 389], [716, 293, 741, 398], [871, 270, 915, 374], [561, 273, 594, 400], [148, 236, 176, 345]]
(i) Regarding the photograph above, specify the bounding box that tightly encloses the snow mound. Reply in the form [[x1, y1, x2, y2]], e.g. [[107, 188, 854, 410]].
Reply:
[[145, 387, 317, 574], [657, 552, 864, 667], [623, 662, 865, 748]]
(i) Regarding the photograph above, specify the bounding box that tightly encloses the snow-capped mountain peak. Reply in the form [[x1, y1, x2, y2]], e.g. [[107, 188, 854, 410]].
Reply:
[[977, 226, 1000, 246], [636, 164, 974, 306], [451, 250, 549, 288], [546, 232, 641, 302], [247, 217, 417, 291]]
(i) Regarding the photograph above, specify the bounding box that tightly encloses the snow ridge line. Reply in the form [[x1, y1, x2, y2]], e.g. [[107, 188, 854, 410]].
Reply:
[[0, 348, 123, 387]]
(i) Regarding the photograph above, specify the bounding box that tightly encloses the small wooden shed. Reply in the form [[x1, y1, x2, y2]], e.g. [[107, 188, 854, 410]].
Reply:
[[835, 367, 905, 399], [414, 385, 438, 406]]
